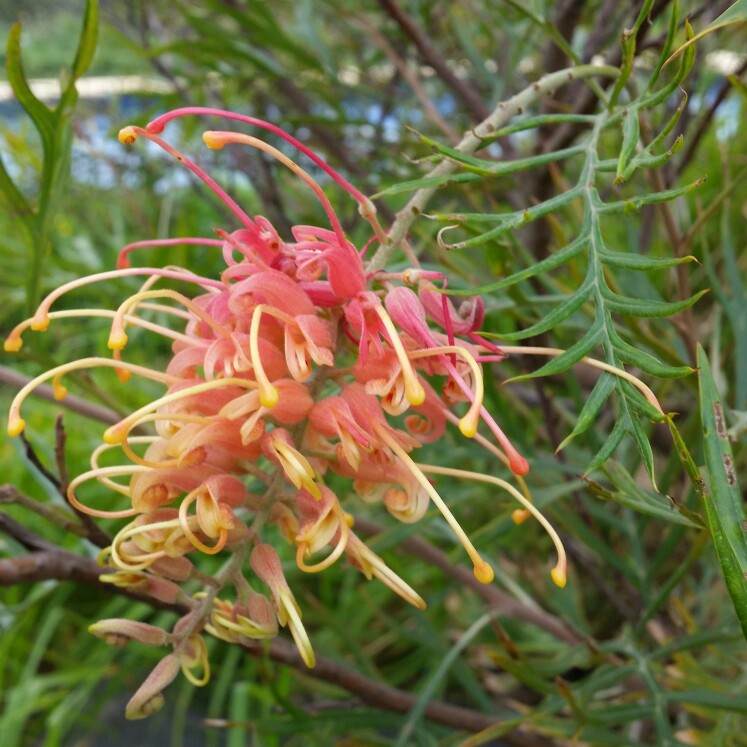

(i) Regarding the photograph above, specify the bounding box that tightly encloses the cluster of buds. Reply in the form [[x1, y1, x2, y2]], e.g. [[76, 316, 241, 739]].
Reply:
[[5, 107, 567, 718]]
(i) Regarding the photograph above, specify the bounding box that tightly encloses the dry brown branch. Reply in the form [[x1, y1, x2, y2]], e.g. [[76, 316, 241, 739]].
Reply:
[[377, 0, 491, 122], [0, 516, 551, 743]]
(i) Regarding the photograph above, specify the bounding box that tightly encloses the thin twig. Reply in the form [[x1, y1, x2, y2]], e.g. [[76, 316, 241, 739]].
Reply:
[[675, 61, 747, 177], [54, 420, 113, 547], [0, 510, 58, 552], [0, 484, 93, 541], [377, 0, 491, 122], [0, 533, 547, 743], [355, 15, 460, 142], [54, 415, 70, 492], [0, 365, 120, 425], [366, 64, 619, 272], [637, 114, 698, 364], [250, 637, 554, 745], [20, 431, 61, 489]]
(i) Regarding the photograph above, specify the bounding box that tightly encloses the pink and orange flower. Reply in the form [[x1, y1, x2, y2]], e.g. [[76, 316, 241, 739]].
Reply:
[[5, 107, 568, 716]]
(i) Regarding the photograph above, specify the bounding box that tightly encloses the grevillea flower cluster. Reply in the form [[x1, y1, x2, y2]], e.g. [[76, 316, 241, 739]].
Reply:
[[5, 108, 569, 719]]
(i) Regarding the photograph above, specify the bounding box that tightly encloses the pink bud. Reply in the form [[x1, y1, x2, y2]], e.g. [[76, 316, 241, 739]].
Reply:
[[419, 282, 485, 335], [384, 286, 435, 347], [125, 654, 180, 720], [89, 619, 169, 647]]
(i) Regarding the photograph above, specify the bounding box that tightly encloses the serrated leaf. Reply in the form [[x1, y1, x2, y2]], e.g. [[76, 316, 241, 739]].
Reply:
[[697, 345, 747, 641], [602, 288, 708, 317], [557, 373, 616, 451]]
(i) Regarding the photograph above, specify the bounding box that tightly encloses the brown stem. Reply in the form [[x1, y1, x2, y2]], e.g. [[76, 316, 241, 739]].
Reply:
[[0, 365, 120, 425], [676, 61, 747, 177], [377, 0, 491, 122], [0, 510, 58, 552], [637, 116, 698, 364], [0, 532, 550, 743], [366, 63, 619, 272], [55, 419, 113, 548], [0, 484, 94, 542], [54, 415, 70, 492], [354, 517, 583, 645], [355, 15, 460, 142], [250, 637, 554, 745], [20, 430, 61, 489]]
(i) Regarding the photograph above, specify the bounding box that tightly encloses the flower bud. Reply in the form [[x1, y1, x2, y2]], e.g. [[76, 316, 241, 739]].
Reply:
[[89, 619, 168, 647], [125, 654, 180, 720]]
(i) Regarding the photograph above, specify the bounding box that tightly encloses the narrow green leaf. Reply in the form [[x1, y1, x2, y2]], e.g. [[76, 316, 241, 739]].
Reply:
[[672, 18, 698, 83], [436, 187, 582, 224], [597, 177, 706, 213], [590, 461, 702, 527], [497, 276, 594, 341], [372, 171, 480, 198], [586, 417, 627, 474], [5, 24, 54, 145], [620, 379, 667, 422], [506, 316, 604, 383], [619, 134, 683, 182], [72, 0, 99, 78], [666, 689, 747, 714], [629, 410, 658, 489], [557, 372, 616, 451], [608, 30, 636, 110], [394, 612, 497, 747], [664, 0, 747, 67], [0, 153, 31, 219], [446, 234, 587, 296], [599, 248, 696, 271], [421, 133, 584, 177], [697, 345, 747, 641], [602, 288, 708, 318], [667, 415, 708, 497], [647, 0, 679, 87], [486, 113, 598, 141], [611, 333, 694, 378], [437, 188, 582, 249], [615, 110, 640, 183], [647, 96, 686, 152]]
